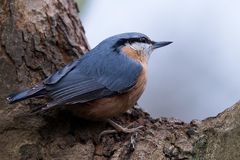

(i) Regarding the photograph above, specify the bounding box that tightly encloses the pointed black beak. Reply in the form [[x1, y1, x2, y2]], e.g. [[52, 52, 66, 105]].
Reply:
[[152, 41, 172, 49]]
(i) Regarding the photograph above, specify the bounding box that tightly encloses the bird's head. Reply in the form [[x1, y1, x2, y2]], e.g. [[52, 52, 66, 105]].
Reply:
[[95, 32, 172, 58]]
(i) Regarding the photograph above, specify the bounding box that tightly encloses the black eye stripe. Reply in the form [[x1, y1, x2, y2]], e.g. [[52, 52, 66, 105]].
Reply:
[[128, 37, 151, 44], [112, 37, 152, 50], [141, 37, 153, 44]]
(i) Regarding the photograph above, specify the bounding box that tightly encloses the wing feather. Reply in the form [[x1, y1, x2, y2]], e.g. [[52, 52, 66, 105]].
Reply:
[[42, 48, 142, 109], [44, 60, 79, 85]]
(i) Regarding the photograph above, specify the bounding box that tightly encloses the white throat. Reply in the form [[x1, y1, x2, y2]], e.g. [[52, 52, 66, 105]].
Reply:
[[126, 42, 153, 57]]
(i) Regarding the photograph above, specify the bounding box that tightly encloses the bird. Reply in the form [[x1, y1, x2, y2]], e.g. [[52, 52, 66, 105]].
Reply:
[[6, 32, 172, 135]]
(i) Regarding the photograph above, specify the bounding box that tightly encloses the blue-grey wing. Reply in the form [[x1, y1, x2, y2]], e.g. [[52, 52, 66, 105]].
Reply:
[[44, 49, 142, 108], [44, 60, 79, 85], [45, 74, 115, 108], [75, 49, 143, 92]]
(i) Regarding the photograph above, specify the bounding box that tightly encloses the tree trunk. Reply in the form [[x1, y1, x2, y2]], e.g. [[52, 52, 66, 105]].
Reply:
[[0, 0, 239, 160]]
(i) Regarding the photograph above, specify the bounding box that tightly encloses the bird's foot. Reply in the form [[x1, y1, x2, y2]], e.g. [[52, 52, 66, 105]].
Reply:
[[98, 119, 143, 142]]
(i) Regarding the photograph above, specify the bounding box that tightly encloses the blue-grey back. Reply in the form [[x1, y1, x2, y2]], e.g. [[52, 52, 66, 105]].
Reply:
[[45, 32, 144, 93]]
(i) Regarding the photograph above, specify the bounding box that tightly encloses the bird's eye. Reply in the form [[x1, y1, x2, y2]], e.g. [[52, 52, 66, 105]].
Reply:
[[139, 37, 144, 42], [139, 37, 149, 43]]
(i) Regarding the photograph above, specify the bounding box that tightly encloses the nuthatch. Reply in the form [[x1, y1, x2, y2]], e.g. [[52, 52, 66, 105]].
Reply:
[[7, 32, 172, 134]]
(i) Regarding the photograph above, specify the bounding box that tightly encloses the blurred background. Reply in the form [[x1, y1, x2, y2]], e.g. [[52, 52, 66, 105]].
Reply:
[[76, 0, 240, 122]]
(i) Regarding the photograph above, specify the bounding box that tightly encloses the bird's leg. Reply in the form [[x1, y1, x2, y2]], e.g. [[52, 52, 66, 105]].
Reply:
[[107, 119, 143, 133], [98, 119, 143, 141]]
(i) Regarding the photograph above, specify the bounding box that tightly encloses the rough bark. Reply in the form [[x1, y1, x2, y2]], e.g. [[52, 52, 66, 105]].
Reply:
[[0, 0, 239, 160]]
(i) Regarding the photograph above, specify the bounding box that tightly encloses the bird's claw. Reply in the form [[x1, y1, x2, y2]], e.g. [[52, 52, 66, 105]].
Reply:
[[98, 119, 143, 142]]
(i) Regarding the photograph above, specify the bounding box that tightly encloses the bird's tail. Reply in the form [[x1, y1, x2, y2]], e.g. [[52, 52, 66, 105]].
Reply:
[[6, 84, 45, 104]]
